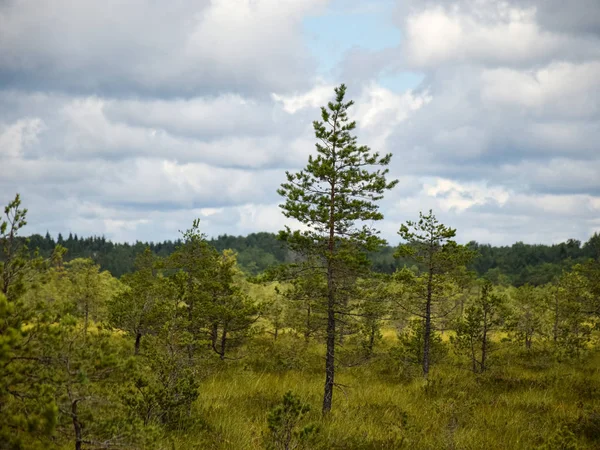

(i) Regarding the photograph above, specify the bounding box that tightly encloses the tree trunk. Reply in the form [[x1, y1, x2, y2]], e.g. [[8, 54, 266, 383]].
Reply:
[[211, 322, 219, 348], [481, 312, 488, 373], [1, 227, 15, 297], [304, 304, 311, 342], [323, 150, 337, 415], [219, 326, 227, 361], [284, 426, 293, 450], [423, 272, 433, 377], [338, 296, 348, 345], [323, 269, 335, 415], [134, 332, 142, 356], [72, 400, 82, 450], [368, 324, 376, 355], [553, 291, 559, 343], [187, 302, 194, 363], [186, 278, 196, 363]]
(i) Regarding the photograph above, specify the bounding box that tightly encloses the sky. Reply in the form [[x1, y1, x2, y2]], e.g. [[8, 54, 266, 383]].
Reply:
[[1, 0, 599, 246]]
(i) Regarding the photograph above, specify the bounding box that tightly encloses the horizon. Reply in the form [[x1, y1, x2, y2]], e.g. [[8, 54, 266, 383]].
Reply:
[[28, 227, 599, 249]]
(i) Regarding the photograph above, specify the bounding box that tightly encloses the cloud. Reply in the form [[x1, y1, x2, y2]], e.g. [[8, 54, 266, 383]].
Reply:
[[403, 3, 599, 68], [0, 90, 320, 169], [480, 62, 600, 119], [424, 178, 510, 212], [359, 0, 600, 244], [1, 0, 599, 247], [0, 118, 45, 158], [0, 0, 326, 97], [508, 0, 600, 36], [378, 180, 600, 246], [103, 95, 275, 139], [272, 83, 336, 114], [97, 159, 285, 209]]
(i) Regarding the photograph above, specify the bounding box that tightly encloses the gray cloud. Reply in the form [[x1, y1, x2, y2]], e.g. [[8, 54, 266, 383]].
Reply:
[[362, 0, 600, 244], [0, 0, 325, 97], [1, 0, 599, 246], [508, 0, 600, 36], [379, 2, 600, 186]]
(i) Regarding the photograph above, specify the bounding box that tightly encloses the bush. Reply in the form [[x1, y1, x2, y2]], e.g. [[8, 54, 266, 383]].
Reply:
[[264, 391, 318, 450]]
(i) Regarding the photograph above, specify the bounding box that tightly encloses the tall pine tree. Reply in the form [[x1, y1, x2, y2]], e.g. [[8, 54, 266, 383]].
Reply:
[[278, 84, 397, 414]]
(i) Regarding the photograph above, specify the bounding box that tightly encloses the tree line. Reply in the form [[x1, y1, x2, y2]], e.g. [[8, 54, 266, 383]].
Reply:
[[25, 229, 600, 285]]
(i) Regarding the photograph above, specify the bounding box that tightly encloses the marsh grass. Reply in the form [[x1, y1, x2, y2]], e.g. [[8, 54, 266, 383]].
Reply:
[[152, 331, 600, 449]]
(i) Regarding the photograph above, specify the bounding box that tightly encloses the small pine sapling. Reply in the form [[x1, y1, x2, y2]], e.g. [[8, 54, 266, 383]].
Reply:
[[265, 391, 318, 450]]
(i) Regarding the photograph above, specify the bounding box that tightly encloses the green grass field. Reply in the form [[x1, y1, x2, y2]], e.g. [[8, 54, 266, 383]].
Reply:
[[149, 331, 600, 450]]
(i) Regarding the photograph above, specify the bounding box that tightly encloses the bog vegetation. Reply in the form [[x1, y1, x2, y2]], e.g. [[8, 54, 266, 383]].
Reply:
[[1, 85, 599, 449]]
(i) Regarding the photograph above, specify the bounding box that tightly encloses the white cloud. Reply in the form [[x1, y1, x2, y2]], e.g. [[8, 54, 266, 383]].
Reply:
[[1, 0, 600, 247], [354, 83, 432, 150], [0, 118, 45, 158], [481, 62, 600, 118], [272, 83, 336, 114], [403, 1, 600, 68], [273, 82, 431, 151], [424, 178, 510, 212], [382, 184, 600, 246], [355, 83, 431, 128], [0, 0, 326, 95], [103, 95, 274, 138]]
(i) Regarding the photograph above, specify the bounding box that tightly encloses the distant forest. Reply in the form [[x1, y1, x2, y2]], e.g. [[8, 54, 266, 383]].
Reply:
[[27, 230, 600, 286]]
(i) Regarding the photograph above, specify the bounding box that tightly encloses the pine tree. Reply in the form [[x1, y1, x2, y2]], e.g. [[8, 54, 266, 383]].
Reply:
[[280, 269, 328, 343], [395, 210, 475, 377], [65, 258, 114, 338], [107, 248, 173, 355], [170, 222, 260, 362], [1, 194, 29, 300], [552, 268, 593, 357], [205, 250, 261, 360], [265, 391, 317, 450], [46, 316, 139, 450], [169, 219, 217, 363], [452, 280, 505, 372], [355, 274, 393, 356], [278, 84, 397, 414], [0, 194, 67, 448], [506, 283, 546, 349]]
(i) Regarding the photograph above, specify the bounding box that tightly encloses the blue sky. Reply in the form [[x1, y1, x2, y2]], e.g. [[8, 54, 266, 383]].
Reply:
[[303, 0, 424, 91], [304, 2, 400, 71]]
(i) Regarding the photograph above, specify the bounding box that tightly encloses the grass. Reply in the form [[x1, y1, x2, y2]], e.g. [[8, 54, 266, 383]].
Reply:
[[157, 332, 600, 449]]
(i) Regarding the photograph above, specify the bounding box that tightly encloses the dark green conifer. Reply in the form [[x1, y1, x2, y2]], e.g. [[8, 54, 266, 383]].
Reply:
[[278, 84, 397, 414]]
